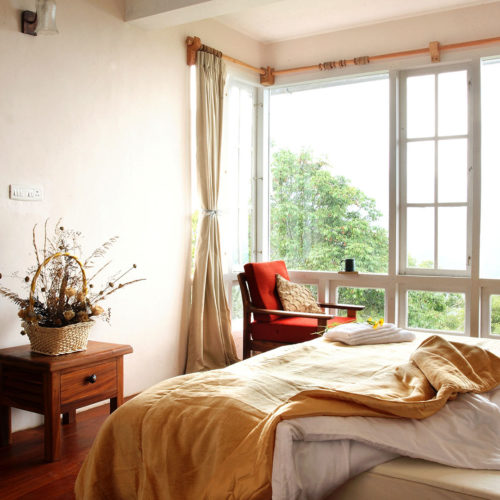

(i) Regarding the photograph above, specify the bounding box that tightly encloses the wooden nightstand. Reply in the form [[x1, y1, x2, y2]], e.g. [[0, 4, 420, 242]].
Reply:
[[0, 340, 132, 462]]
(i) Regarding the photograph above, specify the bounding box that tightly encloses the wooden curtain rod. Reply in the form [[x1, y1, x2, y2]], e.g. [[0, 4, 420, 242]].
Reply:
[[186, 35, 500, 86], [186, 37, 265, 75]]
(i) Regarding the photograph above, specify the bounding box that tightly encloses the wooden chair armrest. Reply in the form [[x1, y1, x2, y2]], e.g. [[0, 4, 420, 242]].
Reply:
[[251, 307, 335, 320], [318, 303, 365, 311]]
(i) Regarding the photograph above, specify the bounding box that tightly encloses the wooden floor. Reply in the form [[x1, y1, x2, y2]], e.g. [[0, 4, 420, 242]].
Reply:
[[0, 401, 126, 500]]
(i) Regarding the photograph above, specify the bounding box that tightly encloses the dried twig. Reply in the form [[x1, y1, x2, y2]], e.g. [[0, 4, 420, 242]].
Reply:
[[87, 260, 111, 283], [84, 237, 119, 268], [32, 224, 40, 268], [0, 286, 28, 307], [94, 279, 146, 302], [43, 219, 49, 260]]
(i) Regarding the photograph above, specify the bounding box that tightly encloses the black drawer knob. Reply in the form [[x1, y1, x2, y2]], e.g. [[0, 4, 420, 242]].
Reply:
[[87, 374, 97, 384]]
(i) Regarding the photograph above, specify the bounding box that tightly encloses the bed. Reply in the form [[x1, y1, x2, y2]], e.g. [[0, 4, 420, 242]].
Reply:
[[75, 333, 500, 499]]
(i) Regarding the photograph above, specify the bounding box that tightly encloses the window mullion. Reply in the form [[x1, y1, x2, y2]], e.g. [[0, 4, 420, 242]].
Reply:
[[434, 73, 439, 271]]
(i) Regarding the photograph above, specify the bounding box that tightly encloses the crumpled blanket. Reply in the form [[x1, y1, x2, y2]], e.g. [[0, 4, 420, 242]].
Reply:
[[75, 335, 500, 500]]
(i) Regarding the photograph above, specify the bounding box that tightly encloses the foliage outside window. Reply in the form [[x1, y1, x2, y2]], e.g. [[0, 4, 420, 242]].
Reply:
[[407, 290, 465, 333], [232, 284, 244, 321], [490, 295, 500, 335], [270, 150, 388, 273], [337, 287, 385, 322], [269, 76, 389, 275]]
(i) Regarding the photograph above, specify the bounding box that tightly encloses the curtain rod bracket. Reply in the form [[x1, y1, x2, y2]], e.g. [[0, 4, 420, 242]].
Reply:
[[260, 66, 275, 86], [186, 36, 201, 66], [429, 41, 440, 63]]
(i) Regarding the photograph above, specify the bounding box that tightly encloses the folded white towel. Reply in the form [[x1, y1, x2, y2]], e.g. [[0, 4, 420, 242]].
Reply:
[[324, 322, 415, 345]]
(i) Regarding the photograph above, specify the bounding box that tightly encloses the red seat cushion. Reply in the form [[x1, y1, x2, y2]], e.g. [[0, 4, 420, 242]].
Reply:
[[251, 316, 355, 344], [244, 261, 290, 322]]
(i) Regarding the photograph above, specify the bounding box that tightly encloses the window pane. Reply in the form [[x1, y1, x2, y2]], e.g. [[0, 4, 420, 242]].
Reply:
[[481, 59, 500, 278], [337, 287, 385, 323], [231, 285, 243, 358], [438, 207, 467, 270], [407, 74, 435, 138], [438, 70, 468, 137], [269, 76, 389, 273], [407, 290, 465, 332], [407, 141, 434, 203], [438, 139, 467, 203], [407, 207, 434, 268], [231, 284, 243, 321], [491, 295, 500, 335], [221, 84, 255, 270]]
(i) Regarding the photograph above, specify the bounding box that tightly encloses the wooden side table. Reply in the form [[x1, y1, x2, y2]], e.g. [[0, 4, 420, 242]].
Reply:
[[0, 340, 132, 462]]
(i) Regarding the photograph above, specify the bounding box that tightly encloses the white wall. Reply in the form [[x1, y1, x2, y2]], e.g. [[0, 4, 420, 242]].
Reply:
[[266, 2, 500, 85], [0, 0, 261, 432]]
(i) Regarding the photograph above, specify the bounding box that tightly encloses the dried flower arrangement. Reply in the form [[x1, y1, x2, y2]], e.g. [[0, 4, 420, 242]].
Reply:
[[0, 219, 144, 332]]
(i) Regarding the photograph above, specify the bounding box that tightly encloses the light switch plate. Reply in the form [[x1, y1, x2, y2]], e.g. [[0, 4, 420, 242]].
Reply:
[[9, 184, 44, 201]]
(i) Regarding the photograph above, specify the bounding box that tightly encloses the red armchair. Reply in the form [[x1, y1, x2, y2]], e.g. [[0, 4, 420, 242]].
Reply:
[[238, 260, 364, 358]]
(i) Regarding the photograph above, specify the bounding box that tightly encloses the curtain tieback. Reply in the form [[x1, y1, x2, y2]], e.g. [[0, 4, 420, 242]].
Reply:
[[203, 209, 219, 217]]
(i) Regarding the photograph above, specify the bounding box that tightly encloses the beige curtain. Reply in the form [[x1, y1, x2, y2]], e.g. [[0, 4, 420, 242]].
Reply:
[[186, 51, 239, 373]]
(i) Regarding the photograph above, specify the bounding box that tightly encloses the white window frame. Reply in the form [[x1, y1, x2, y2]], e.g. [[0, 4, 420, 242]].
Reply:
[[399, 63, 473, 277], [223, 77, 258, 313], [223, 77, 259, 272], [222, 55, 500, 339], [480, 284, 500, 339]]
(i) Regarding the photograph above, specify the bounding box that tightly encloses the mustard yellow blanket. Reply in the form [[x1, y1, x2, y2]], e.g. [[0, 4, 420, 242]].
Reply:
[[75, 335, 500, 499]]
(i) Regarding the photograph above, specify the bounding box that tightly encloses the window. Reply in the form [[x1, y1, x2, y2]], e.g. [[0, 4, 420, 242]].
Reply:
[[220, 54, 500, 339], [268, 75, 389, 273], [481, 58, 500, 278], [401, 67, 471, 275], [220, 80, 256, 272]]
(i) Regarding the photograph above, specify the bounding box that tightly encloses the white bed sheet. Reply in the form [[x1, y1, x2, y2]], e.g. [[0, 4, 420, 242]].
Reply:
[[272, 386, 500, 500]]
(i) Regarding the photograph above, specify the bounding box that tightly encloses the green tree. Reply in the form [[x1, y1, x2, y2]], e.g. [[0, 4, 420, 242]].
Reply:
[[407, 290, 465, 332], [270, 149, 388, 272], [269, 148, 464, 332], [490, 295, 500, 334], [337, 287, 385, 322]]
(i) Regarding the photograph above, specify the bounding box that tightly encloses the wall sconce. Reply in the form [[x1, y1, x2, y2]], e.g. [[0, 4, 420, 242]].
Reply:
[[22, 0, 59, 36]]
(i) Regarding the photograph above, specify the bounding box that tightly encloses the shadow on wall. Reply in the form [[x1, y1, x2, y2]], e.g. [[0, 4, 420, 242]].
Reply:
[[0, 0, 125, 35], [85, 0, 125, 19]]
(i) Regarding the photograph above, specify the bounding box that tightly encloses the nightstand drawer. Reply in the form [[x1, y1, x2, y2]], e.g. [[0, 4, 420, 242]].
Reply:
[[61, 360, 117, 405]]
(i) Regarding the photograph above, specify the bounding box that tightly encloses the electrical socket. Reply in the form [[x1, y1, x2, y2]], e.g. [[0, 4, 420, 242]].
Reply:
[[9, 184, 44, 201]]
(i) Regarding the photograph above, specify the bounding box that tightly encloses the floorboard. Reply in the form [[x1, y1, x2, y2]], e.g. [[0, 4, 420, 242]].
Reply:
[[0, 398, 134, 500]]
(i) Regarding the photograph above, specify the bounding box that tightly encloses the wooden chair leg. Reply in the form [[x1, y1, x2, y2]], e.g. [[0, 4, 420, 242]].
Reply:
[[243, 328, 251, 359], [318, 317, 328, 334]]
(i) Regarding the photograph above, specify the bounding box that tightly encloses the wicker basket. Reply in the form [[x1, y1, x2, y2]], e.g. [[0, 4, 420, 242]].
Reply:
[[23, 320, 94, 356], [24, 252, 93, 356]]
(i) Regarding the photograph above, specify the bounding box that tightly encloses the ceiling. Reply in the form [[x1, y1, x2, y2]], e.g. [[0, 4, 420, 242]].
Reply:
[[126, 0, 500, 43], [216, 0, 499, 44]]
